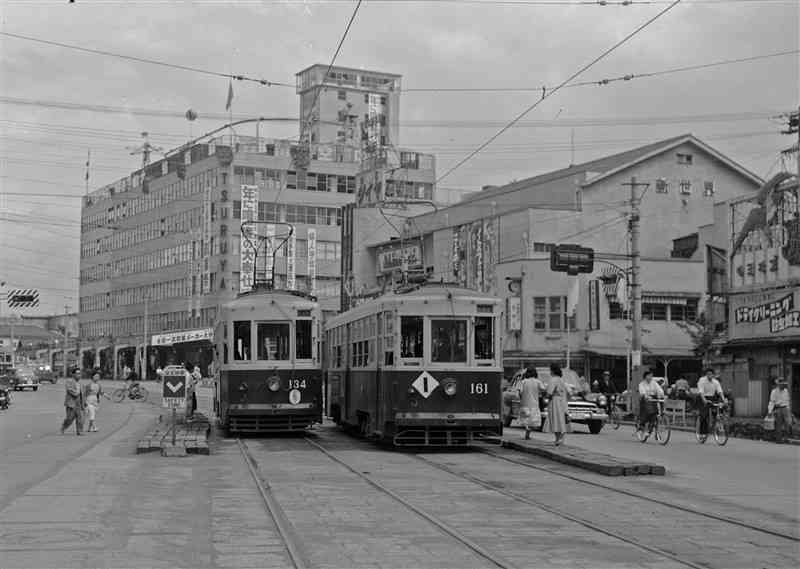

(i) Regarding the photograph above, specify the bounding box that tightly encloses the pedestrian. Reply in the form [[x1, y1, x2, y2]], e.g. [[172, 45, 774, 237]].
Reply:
[[673, 377, 690, 400], [184, 363, 198, 421], [517, 367, 546, 440], [768, 377, 792, 443], [84, 373, 104, 432], [61, 368, 85, 436], [191, 365, 201, 414], [544, 363, 570, 446]]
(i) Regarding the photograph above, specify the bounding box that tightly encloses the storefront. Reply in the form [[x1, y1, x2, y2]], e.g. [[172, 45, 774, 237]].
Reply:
[[719, 286, 800, 417]]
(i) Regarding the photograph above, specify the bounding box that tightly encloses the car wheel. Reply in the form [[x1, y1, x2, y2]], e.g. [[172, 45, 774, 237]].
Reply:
[[33, 387, 39, 391], [588, 420, 603, 434]]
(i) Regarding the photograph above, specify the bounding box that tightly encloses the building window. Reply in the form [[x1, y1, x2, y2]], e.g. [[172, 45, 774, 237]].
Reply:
[[337, 90, 346, 100], [609, 302, 630, 320], [679, 180, 692, 195], [642, 303, 667, 321], [677, 153, 693, 165], [703, 181, 714, 197], [655, 179, 668, 193], [364, 93, 369, 103], [533, 296, 574, 332]]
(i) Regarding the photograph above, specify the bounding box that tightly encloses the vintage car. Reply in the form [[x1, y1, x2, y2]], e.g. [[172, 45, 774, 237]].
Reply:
[[11, 365, 40, 391], [34, 364, 57, 384], [503, 368, 607, 433]]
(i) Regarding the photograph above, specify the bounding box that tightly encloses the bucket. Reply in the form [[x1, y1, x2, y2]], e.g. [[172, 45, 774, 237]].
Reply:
[[763, 414, 775, 431]]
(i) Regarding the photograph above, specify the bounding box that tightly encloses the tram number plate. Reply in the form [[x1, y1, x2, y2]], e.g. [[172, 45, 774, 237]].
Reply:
[[470, 382, 489, 395], [288, 379, 307, 389]]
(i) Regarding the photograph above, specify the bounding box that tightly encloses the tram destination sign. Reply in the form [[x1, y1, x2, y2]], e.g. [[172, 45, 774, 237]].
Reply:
[[161, 365, 187, 409]]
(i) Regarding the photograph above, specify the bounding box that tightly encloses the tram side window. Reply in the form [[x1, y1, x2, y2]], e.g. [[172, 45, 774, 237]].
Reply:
[[474, 316, 495, 361], [400, 316, 423, 359], [257, 322, 290, 360], [431, 320, 467, 363], [233, 321, 251, 360], [296, 320, 312, 359]]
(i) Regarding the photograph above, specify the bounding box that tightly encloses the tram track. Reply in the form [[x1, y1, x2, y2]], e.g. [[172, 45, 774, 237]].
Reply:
[[304, 436, 517, 569], [478, 446, 800, 543], [236, 438, 309, 569]]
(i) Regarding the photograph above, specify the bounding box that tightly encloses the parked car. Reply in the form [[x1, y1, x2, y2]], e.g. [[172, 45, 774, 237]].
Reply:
[[11, 365, 40, 391]]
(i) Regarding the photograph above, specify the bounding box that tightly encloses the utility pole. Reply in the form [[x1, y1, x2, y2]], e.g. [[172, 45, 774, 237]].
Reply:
[[63, 304, 70, 377], [622, 177, 649, 402], [143, 294, 149, 382]]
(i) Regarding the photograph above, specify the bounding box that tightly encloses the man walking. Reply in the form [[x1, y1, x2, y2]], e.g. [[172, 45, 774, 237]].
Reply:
[[768, 378, 792, 443], [61, 369, 85, 435]]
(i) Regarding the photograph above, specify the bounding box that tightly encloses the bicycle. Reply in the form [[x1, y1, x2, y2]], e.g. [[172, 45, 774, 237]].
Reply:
[[636, 398, 671, 445], [695, 400, 728, 445], [112, 383, 149, 403]]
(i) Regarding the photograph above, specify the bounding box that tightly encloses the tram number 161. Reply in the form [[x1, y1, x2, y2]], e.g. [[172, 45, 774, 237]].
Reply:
[[470, 382, 489, 395], [288, 379, 307, 389]]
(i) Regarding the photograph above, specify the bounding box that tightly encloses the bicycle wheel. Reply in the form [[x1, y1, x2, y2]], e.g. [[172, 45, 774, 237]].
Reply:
[[636, 423, 649, 443], [714, 418, 728, 446], [138, 386, 149, 402], [112, 388, 125, 403], [655, 414, 671, 445], [695, 416, 707, 444]]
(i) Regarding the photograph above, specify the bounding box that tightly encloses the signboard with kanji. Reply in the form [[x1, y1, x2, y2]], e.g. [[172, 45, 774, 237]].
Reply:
[[161, 365, 187, 409]]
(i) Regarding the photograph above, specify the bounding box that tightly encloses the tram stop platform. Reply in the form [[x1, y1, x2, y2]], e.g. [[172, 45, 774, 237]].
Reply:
[[136, 412, 211, 456], [483, 436, 666, 477]]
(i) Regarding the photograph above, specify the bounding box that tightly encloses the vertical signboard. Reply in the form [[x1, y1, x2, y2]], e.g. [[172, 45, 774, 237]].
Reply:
[[587, 279, 600, 331], [286, 231, 297, 290], [239, 185, 258, 293], [307, 228, 317, 295], [507, 297, 521, 331], [201, 180, 212, 294], [265, 224, 275, 285]]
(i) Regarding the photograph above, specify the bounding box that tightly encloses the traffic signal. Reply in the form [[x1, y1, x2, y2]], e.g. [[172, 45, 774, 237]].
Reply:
[[550, 244, 595, 275]]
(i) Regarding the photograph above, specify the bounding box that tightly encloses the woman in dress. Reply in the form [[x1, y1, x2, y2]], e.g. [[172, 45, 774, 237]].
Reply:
[[545, 363, 569, 446], [85, 373, 103, 432], [518, 368, 545, 440]]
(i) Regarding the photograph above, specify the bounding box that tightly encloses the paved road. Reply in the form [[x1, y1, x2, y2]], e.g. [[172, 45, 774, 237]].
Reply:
[[504, 420, 800, 524], [1, 385, 797, 568]]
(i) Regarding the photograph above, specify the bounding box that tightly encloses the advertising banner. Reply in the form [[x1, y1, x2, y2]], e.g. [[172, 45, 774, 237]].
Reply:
[[307, 228, 317, 295], [729, 287, 800, 339], [377, 242, 422, 274], [286, 231, 296, 290], [239, 185, 258, 293]]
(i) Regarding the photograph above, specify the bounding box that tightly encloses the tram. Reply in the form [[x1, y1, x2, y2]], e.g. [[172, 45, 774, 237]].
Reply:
[[214, 285, 323, 434], [324, 283, 503, 446]]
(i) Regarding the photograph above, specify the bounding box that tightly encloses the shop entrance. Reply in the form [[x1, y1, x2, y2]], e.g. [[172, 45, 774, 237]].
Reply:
[[792, 364, 800, 417]]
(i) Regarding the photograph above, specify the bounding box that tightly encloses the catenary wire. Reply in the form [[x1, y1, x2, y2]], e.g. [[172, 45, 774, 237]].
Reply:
[[436, 0, 684, 183]]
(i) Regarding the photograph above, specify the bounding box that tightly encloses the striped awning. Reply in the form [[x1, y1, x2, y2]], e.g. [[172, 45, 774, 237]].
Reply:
[[643, 296, 687, 305]]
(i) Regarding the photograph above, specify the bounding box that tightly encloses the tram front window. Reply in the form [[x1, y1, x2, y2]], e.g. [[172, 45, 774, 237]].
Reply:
[[296, 320, 312, 360], [233, 321, 251, 361], [257, 322, 290, 360], [474, 316, 495, 361], [400, 316, 423, 359], [431, 319, 467, 363]]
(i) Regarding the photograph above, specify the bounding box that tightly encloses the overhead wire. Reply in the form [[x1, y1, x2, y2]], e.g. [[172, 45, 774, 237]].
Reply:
[[0, 31, 295, 88]]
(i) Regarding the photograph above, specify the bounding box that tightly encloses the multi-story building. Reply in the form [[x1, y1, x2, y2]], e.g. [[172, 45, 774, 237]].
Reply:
[[78, 65, 435, 380], [346, 134, 764, 389], [707, 173, 800, 417]]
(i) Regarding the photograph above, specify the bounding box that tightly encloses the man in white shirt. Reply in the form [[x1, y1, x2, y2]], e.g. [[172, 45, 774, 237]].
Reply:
[[637, 371, 665, 433], [768, 378, 791, 443], [697, 368, 726, 435]]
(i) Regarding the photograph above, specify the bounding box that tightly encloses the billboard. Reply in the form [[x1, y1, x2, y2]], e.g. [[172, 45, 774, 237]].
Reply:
[[729, 287, 800, 340], [377, 242, 422, 274]]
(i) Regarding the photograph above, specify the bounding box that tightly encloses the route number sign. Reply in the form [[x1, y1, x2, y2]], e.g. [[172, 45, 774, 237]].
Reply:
[[161, 365, 187, 409]]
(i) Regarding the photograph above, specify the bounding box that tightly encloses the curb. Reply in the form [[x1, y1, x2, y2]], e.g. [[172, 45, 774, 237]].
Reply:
[[490, 438, 665, 477]]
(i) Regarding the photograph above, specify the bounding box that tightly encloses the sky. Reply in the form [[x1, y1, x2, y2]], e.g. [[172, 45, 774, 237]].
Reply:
[[0, 0, 798, 316]]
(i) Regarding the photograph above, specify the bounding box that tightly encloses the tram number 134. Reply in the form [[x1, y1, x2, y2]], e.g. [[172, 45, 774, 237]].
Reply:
[[470, 382, 489, 395], [288, 379, 307, 389]]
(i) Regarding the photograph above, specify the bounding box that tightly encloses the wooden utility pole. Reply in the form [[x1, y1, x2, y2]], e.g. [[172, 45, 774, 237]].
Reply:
[[622, 177, 649, 402]]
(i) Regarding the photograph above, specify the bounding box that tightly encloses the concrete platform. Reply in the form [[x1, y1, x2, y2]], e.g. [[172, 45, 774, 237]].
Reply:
[[136, 412, 211, 455], [487, 436, 666, 476]]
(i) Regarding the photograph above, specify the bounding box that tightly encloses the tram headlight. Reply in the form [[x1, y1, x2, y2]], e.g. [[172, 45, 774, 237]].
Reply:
[[267, 376, 281, 392], [443, 379, 457, 397]]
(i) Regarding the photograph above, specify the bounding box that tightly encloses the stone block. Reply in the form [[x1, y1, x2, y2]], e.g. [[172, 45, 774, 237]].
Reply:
[[161, 443, 188, 457]]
